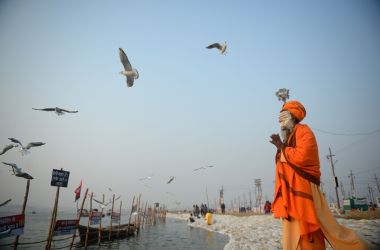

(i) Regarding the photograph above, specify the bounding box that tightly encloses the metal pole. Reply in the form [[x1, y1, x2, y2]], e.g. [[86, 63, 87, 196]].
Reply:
[[205, 186, 210, 209], [327, 147, 340, 209]]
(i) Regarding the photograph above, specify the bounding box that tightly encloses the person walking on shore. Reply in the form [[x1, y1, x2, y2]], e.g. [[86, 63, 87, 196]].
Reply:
[[270, 100, 372, 250]]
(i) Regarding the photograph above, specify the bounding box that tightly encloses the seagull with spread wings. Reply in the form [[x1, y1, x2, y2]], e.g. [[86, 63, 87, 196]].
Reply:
[[0, 144, 18, 156], [32, 107, 78, 115], [8, 138, 45, 155], [139, 175, 153, 181], [167, 176, 175, 184], [193, 165, 214, 171], [92, 198, 112, 209], [0, 199, 11, 207], [119, 48, 139, 87], [2, 162, 34, 180], [206, 41, 227, 55]]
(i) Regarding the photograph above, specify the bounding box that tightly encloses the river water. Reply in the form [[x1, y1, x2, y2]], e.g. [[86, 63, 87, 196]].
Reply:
[[0, 208, 229, 249]]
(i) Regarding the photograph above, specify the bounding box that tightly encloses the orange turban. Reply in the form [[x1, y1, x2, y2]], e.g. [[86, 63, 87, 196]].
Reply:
[[282, 100, 306, 121]]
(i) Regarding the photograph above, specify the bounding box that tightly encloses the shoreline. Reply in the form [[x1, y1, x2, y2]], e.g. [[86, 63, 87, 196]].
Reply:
[[166, 212, 380, 249]]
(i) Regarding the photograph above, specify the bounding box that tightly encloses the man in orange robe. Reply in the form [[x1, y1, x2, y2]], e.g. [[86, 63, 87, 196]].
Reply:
[[270, 100, 372, 250]]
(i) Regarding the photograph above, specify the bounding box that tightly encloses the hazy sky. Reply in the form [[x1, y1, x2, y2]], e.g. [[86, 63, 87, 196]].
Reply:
[[0, 0, 379, 211]]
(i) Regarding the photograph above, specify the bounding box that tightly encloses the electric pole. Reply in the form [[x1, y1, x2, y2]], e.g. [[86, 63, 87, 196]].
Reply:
[[340, 181, 345, 199], [326, 147, 340, 209], [374, 174, 380, 193], [348, 170, 356, 198], [249, 190, 252, 210], [368, 184, 375, 205], [205, 186, 209, 209], [219, 186, 224, 206]]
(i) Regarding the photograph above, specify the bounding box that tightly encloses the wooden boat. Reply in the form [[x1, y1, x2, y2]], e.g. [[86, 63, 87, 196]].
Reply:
[[77, 223, 136, 244]]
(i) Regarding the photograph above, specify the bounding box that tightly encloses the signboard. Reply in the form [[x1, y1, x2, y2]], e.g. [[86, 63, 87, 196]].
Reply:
[[89, 211, 102, 225], [111, 212, 120, 223], [0, 214, 25, 239], [51, 169, 70, 187], [53, 219, 78, 236]]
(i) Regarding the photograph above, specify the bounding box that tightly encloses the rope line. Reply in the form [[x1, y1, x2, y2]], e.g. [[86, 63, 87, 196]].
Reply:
[[312, 127, 380, 136]]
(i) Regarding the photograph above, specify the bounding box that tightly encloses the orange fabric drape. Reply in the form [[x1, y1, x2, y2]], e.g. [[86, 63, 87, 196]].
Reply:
[[272, 124, 321, 236]]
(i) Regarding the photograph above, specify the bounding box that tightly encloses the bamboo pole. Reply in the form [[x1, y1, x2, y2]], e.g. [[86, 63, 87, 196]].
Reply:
[[139, 201, 142, 230], [127, 196, 135, 233], [108, 194, 115, 241], [141, 201, 148, 229], [135, 194, 141, 235], [70, 188, 88, 250], [85, 192, 93, 248], [117, 201, 122, 238], [45, 185, 60, 250], [13, 179, 30, 250], [97, 193, 104, 245], [137, 196, 141, 232]]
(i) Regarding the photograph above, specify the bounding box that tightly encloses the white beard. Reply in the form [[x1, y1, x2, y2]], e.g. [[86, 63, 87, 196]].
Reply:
[[280, 119, 295, 143], [280, 128, 291, 143]]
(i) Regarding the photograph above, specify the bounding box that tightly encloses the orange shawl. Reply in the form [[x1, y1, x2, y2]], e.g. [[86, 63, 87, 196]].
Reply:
[[272, 123, 321, 236]]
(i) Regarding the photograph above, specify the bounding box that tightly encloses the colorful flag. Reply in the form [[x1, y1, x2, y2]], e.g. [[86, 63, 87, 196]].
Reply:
[[74, 180, 82, 202]]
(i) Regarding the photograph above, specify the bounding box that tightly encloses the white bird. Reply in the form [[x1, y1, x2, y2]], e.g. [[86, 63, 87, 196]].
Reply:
[[193, 165, 214, 171], [0, 198, 11, 207], [92, 198, 112, 209], [8, 138, 45, 155], [167, 176, 175, 184], [32, 107, 78, 115], [0, 144, 18, 156], [206, 41, 227, 55], [139, 175, 153, 181], [119, 48, 139, 87], [2, 162, 34, 180]]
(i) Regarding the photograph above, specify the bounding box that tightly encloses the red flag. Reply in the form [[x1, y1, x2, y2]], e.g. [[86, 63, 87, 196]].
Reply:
[[74, 180, 82, 202]]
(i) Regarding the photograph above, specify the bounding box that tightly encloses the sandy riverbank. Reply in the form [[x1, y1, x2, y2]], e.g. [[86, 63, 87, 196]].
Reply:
[[166, 212, 380, 250]]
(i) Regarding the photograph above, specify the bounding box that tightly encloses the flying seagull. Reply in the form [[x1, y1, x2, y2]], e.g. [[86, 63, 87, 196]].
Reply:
[[32, 107, 78, 116], [0, 199, 11, 207], [166, 176, 175, 184], [206, 41, 227, 55], [0, 144, 18, 156], [119, 48, 139, 87], [193, 165, 214, 171], [2, 162, 34, 180], [139, 175, 153, 181], [8, 138, 45, 155], [92, 198, 112, 209]]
